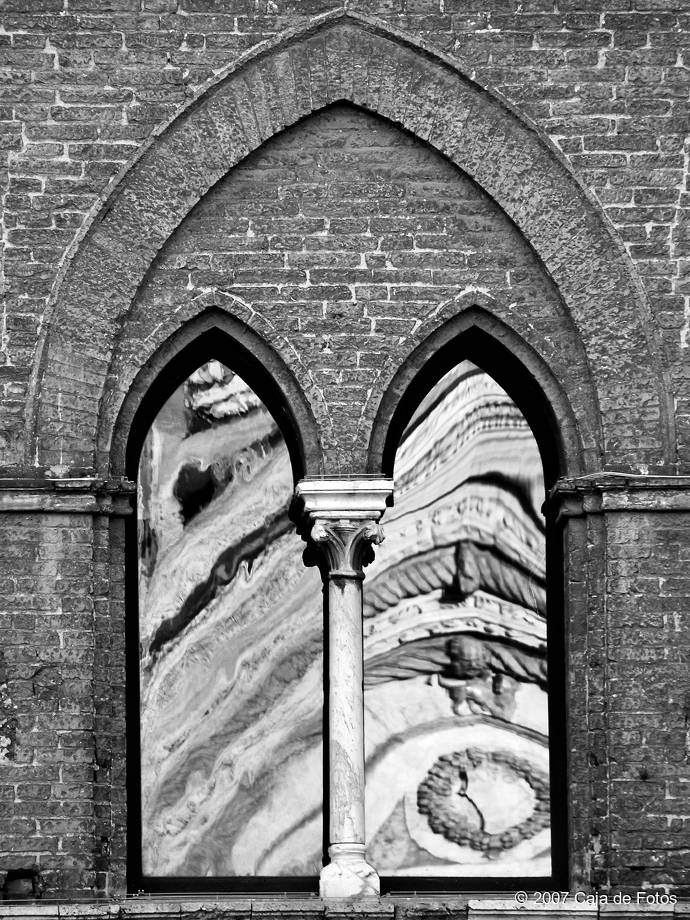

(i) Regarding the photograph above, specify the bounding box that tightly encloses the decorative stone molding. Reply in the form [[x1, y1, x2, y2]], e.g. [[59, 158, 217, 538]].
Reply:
[[295, 478, 393, 521], [468, 900, 599, 920], [294, 478, 393, 899], [310, 519, 384, 579], [0, 898, 683, 918], [417, 749, 550, 853], [548, 473, 690, 519], [0, 477, 136, 515]]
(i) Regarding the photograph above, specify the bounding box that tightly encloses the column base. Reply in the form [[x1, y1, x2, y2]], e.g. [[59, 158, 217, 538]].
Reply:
[[319, 843, 380, 899]]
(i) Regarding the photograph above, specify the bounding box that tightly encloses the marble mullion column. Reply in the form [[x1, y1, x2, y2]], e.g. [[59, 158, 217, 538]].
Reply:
[[295, 478, 393, 900]]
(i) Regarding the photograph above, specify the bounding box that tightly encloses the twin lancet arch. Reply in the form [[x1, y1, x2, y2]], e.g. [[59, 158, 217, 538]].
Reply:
[[131, 341, 566, 893], [25, 9, 669, 899]]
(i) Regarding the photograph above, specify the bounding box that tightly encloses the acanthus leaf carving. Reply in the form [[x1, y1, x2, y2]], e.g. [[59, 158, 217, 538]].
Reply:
[[310, 517, 385, 577]]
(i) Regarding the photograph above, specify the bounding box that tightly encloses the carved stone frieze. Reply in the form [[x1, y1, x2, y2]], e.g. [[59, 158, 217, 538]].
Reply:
[[417, 748, 550, 853]]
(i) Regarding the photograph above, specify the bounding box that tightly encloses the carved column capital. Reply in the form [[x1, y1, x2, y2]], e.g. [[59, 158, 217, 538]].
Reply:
[[294, 477, 394, 577], [310, 517, 385, 578]]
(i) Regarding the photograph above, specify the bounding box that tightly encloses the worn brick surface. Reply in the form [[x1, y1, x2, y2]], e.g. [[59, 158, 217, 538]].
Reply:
[[588, 510, 690, 891], [0, 513, 97, 895], [106, 102, 592, 473], [1, 0, 690, 904], [2, 13, 676, 476]]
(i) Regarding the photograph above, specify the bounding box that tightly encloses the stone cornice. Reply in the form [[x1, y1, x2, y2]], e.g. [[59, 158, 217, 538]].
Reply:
[[0, 477, 136, 515], [548, 472, 690, 519]]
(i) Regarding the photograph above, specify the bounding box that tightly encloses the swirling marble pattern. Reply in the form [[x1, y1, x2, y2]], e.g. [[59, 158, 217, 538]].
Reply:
[[137, 360, 551, 880], [138, 364, 323, 877], [363, 362, 550, 877]]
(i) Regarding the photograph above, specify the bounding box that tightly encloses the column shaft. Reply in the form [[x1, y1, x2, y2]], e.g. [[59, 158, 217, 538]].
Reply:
[[294, 478, 393, 899], [328, 574, 366, 846]]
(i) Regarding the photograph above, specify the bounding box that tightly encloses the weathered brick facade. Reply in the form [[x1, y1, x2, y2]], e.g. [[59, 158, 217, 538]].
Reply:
[[2, 0, 690, 914]]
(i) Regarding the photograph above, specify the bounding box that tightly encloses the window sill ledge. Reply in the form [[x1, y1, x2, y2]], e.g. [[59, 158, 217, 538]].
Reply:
[[0, 896, 686, 919]]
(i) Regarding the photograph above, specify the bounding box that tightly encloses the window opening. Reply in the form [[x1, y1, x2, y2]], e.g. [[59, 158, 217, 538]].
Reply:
[[135, 360, 323, 884], [364, 360, 557, 883]]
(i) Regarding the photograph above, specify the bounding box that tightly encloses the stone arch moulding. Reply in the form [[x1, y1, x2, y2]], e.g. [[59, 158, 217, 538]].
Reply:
[[367, 300, 593, 486], [27, 9, 676, 476], [105, 302, 324, 484]]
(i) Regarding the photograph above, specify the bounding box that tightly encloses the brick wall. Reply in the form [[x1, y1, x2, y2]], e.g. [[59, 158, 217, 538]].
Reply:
[[0, 513, 98, 893], [1, 0, 690, 903], [604, 511, 690, 891], [125, 102, 582, 469], [1, 2, 689, 469]]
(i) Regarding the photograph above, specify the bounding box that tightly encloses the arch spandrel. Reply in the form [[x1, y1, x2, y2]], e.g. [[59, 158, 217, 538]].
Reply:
[[29, 11, 674, 475]]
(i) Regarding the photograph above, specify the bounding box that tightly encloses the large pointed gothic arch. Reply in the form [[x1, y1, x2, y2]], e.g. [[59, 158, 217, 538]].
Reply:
[[27, 9, 675, 476]]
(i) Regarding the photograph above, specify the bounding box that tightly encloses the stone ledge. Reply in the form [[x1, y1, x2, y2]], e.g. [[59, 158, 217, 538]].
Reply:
[[548, 473, 690, 517], [0, 899, 686, 920], [0, 477, 135, 514], [294, 478, 394, 522]]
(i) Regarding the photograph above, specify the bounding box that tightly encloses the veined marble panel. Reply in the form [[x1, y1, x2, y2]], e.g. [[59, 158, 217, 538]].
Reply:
[[138, 359, 552, 881], [138, 362, 323, 878], [363, 362, 551, 878]]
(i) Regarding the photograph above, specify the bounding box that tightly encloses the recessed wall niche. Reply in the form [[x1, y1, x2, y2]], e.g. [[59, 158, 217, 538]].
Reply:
[[136, 360, 323, 879], [364, 361, 552, 879]]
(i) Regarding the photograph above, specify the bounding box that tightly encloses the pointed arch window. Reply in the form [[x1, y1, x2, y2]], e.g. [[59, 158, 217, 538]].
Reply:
[[364, 347, 567, 891], [127, 345, 324, 892], [124, 322, 568, 895]]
